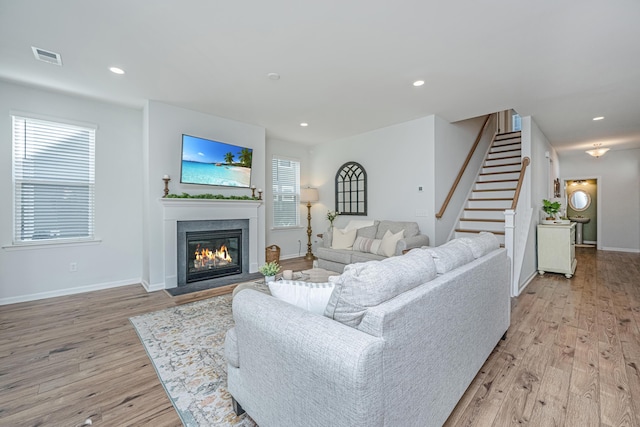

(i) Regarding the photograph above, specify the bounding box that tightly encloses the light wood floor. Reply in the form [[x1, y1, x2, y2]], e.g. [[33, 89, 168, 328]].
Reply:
[[1, 250, 639, 426]]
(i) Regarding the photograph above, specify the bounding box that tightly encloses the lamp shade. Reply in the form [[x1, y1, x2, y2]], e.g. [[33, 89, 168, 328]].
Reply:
[[300, 187, 319, 203]]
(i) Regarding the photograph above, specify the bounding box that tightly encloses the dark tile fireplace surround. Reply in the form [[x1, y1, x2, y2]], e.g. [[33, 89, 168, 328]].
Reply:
[[172, 219, 260, 296]]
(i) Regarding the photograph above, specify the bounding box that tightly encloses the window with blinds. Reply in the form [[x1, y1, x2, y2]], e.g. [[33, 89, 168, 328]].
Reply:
[[271, 156, 300, 228], [12, 115, 96, 243]]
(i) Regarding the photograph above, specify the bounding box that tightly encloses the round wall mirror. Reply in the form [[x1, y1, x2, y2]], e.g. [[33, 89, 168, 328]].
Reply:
[[569, 190, 591, 211]]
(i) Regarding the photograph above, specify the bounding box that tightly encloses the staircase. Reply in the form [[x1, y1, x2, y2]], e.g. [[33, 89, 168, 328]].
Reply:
[[454, 131, 523, 246]]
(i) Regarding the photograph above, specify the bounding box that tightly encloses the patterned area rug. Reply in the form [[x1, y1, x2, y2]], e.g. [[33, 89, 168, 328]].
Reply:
[[130, 292, 259, 426]]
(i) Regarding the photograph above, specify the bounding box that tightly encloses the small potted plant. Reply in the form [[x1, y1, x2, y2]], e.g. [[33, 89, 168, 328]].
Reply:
[[258, 261, 280, 283], [542, 199, 561, 221]]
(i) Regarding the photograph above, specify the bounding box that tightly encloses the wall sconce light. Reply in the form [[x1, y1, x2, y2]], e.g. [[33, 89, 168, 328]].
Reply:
[[586, 143, 610, 158]]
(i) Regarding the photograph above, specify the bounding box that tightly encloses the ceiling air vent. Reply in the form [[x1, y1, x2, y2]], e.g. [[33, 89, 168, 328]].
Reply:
[[31, 46, 62, 66]]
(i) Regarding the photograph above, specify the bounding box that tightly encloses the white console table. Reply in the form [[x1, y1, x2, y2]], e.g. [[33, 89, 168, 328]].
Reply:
[[537, 223, 577, 278]]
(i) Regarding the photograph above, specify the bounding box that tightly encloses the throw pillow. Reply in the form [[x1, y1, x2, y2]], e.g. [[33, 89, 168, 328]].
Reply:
[[268, 280, 335, 315], [352, 236, 383, 255], [378, 229, 405, 257], [324, 249, 437, 327], [331, 227, 358, 249], [457, 232, 500, 258], [424, 241, 474, 274]]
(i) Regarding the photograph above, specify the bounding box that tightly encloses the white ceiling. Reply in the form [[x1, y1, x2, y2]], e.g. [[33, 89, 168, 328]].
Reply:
[[1, 0, 639, 153]]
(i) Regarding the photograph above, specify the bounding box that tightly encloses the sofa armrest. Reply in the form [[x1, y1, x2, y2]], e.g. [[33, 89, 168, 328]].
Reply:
[[319, 228, 332, 248], [395, 234, 429, 255], [229, 290, 385, 426]]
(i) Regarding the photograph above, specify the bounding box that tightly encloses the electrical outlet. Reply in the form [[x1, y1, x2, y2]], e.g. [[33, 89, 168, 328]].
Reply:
[[69, 262, 77, 272]]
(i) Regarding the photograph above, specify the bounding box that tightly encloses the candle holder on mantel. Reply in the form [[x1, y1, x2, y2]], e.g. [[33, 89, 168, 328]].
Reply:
[[251, 186, 256, 198], [162, 176, 171, 197], [257, 189, 263, 200]]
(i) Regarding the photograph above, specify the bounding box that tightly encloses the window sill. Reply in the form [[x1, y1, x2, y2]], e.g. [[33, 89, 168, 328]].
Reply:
[[271, 226, 304, 232], [2, 239, 102, 251]]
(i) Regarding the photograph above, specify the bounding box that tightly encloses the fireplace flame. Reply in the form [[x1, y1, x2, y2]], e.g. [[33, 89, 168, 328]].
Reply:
[[194, 244, 232, 269]]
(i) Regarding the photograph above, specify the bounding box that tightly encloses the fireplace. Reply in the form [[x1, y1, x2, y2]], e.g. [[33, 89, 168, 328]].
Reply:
[[186, 229, 242, 283], [176, 218, 251, 288]]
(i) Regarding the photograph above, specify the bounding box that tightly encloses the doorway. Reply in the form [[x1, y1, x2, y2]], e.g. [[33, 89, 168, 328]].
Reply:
[[563, 178, 601, 249]]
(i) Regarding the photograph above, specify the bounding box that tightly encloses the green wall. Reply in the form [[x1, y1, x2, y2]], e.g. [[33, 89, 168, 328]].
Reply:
[[566, 179, 597, 242]]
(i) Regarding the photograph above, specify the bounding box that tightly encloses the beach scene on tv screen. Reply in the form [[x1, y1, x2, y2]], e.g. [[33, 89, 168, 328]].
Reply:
[[181, 135, 252, 187]]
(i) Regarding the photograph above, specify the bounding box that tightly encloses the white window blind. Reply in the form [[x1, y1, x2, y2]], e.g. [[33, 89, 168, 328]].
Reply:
[[272, 156, 300, 227], [12, 115, 96, 243]]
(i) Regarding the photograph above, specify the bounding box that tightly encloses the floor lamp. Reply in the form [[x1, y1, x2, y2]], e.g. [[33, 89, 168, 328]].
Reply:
[[300, 187, 319, 261]]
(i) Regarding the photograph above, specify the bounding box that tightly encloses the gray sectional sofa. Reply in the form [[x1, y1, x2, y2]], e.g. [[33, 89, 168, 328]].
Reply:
[[226, 233, 510, 427], [316, 219, 430, 272]]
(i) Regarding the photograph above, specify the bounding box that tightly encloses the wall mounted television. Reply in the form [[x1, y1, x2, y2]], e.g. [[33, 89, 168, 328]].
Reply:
[[180, 134, 253, 188]]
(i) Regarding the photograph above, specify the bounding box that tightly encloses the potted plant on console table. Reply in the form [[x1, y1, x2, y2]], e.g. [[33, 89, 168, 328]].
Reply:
[[259, 261, 280, 283], [541, 199, 570, 225]]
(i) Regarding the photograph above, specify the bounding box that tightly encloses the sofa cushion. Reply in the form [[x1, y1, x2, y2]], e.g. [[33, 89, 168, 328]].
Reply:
[[269, 280, 335, 315], [379, 229, 405, 257], [344, 219, 376, 231], [324, 249, 437, 327], [424, 241, 474, 274], [457, 232, 500, 258], [316, 247, 353, 264], [356, 224, 378, 239], [351, 251, 386, 263], [331, 227, 358, 249], [376, 220, 419, 239]]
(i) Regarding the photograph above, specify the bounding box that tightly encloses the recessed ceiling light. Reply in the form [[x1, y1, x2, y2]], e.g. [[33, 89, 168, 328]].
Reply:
[[267, 72, 280, 80], [592, 116, 604, 121], [300, 122, 308, 127], [413, 80, 425, 87], [109, 67, 125, 75]]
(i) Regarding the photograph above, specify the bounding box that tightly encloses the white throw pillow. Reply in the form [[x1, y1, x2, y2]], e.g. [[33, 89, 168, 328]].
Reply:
[[457, 232, 500, 258], [424, 241, 474, 274], [268, 280, 335, 315], [331, 227, 358, 249], [378, 229, 404, 257]]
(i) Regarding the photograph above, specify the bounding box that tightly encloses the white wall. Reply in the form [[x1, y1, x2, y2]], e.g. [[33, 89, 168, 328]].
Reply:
[[0, 81, 143, 304], [310, 117, 434, 245], [434, 115, 494, 245], [309, 114, 493, 247], [560, 148, 640, 252], [518, 116, 559, 288], [142, 101, 266, 289], [265, 138, 311, 259]]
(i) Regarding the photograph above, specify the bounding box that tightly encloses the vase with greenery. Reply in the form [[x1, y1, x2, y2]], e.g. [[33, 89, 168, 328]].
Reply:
[[326, 210, 339, 227], [259, 261, 280, 282], [542, 199, 561, 220]]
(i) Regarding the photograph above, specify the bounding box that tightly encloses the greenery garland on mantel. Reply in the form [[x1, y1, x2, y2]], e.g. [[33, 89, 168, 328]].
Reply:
[[165, 192, 259, 201]]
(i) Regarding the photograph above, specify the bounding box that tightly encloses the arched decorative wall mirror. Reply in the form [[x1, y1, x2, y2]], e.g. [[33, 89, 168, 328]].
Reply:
[[335, 161, 367, 215], [569, 190, 591, 211]]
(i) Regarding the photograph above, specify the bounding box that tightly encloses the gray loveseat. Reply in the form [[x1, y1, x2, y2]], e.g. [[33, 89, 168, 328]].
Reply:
[[316, 219, 430, 272], [225, 233, 510, 427]]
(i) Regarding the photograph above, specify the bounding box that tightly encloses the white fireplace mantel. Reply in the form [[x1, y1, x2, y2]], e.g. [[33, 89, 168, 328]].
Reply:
[[159, 198, 262, 289]]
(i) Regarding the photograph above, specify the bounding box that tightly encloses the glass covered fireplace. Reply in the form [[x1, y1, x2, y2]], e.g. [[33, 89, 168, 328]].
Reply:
[[185, 229, 242, 283]]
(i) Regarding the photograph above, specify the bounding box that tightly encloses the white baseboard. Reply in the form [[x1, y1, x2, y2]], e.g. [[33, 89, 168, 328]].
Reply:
[[516, 270, 537, 297], [0, 277, 141, 306], [141, 279, 166, 293], [601, 246, 640, 254]]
